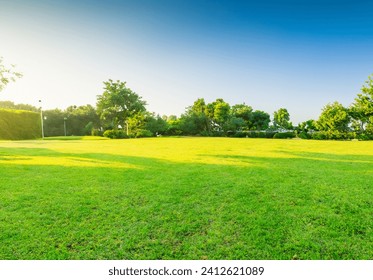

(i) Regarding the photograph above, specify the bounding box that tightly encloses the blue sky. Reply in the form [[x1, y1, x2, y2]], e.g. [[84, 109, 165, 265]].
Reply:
[[1, 0, 373, 123]]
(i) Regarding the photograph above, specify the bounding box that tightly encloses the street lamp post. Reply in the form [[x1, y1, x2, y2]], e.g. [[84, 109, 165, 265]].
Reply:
[[39, 100, 44, 139], [64, 117, 67, 136]]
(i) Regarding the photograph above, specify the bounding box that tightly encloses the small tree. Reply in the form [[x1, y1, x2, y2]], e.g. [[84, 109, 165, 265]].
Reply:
[[96, 80, 147, 129], [316, 101, 350, 133], [350, 74, 373, 133], [273, 108, 292, 129], [250, 110, 270, 130]]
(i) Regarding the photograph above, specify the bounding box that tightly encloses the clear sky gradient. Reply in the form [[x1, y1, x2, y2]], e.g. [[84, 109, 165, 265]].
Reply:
[[1, 0, 373, 123]]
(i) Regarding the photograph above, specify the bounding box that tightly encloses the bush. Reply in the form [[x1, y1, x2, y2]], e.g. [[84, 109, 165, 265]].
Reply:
[[273, 132, 296, 139], [262, 131, 276, 138], [210, 131, 225, 137], [91, 128, 103, 137], [311, 130, 354, 140], [200, 131, 212, 137], [0, 109, 41, 140], [356, 133, 373, 141], [103, 129, 128, 139], [229, 131, 276, 138], [135, 129, 153, 138], [233, 131, 246, 138], [311, 131, 328, 140], [298, 132, 311, 139]]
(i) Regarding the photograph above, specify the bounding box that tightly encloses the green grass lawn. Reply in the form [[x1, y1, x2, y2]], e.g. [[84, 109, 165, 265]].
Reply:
[[0, 137, 372, 259]]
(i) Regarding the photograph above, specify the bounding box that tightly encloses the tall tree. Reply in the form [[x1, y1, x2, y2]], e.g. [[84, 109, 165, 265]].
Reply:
[[206, 98, 230, 131], [273, 108, 292, 129], [350, 74, 373, 133], [96, 80, 146, 129], [65, 104, 100, 135], [231, 103, 253, 130], [316, 101, 350, 132], [0, 57, 22, 92], [250, 110, 271, 130]]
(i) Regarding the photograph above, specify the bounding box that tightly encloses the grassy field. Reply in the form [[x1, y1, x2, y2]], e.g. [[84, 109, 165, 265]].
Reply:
[[0, 137, 372, 260]]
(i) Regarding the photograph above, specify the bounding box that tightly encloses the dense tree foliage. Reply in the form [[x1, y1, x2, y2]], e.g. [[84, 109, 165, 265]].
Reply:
[[2, 73, 373, 140], [350, 75, 373, 134], [96, 80, 146, 129], [273, 108, 292, 129], [316, 102, 350, 132], [41, 105, 100, 137]]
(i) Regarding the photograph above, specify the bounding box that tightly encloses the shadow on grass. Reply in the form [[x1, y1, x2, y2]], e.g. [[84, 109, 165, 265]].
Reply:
[[0, 147, 373, 260]]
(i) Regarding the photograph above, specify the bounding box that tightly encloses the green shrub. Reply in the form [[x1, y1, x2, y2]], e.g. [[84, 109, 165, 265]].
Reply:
[[231, 131, 276, 138], [311, 132, 328, 140], [91, 128, 103, 137], [273, 132, 296, 139], [210, 131, 225, 137], [356, 133, 373, 141], [0, 109, 41, 140], [263, 131, 276, 138], [233, 131, 246, 138], [103, 129, 128, 139], [135, 129, 153, 138], [298, 132, 311, 139], [200, 131, 211, 137]]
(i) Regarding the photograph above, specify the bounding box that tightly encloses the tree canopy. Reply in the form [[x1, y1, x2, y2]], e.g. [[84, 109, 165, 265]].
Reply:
[[273, 108, 292, 129], [96, 80, 146, 129], [316, 102, 350, 133], [350, 75, 373, 133]]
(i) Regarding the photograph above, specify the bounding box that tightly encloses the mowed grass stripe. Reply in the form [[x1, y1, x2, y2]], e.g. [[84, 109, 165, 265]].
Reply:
[[0, 137, 372, 259]]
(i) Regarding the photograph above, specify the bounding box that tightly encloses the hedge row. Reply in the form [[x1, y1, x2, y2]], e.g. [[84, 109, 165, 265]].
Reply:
[[227, 131, 291, 138], [0, 108, 41, 140], [103, 129, 153, 139]]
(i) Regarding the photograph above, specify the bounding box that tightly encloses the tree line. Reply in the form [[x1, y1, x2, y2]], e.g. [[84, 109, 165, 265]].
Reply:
[[1, 75, 373, 140]]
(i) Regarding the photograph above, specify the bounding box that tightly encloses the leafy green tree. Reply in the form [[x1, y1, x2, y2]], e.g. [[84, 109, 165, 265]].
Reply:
[[43, 109, 65, 136], [316, 101, 350, 132], [297, 119, 316, 133], [178, 98, 212, 135], [223, 116, 245, 132], [231, 103, 253, 130], [273, 108, 292, 129], [178, 112, 206, 135], [126, 111, 148, 136], [164, 115, 182, 135], [64, 104, 100, 135], [0, 57, 22, 92], [96, 80, 146, 129], [250, 110, 270, 130], [206, 98, 230, 131], [145, 114, 168, 135], [350, 75, 373, 133]]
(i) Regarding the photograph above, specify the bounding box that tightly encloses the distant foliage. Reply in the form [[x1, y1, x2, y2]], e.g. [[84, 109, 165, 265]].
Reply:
[[0, 108, 41, 140], [273, 132, 296, 139], [135, 129, 153, 138], [96, 80, 146, 129], [298, 132, 311, 139], [0, 101, 38, 112], [103, 129, 128, 139], [2, 73, 373, 141], [227, 131, 276, 138]]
